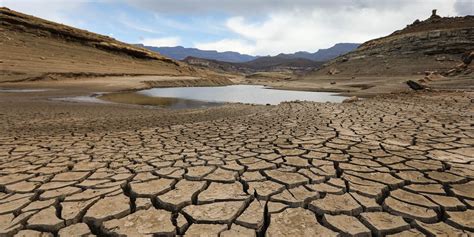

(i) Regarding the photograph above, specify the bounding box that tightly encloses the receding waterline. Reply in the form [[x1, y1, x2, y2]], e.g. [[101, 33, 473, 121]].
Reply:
[[138, 85, 346, 105], [0, 88, 49, 93]]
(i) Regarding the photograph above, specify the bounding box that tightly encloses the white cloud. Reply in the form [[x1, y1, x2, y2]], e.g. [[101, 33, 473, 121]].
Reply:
[[1, 0, 85, 26], [192, 1, 458, 55], [141, 37, 181, 47], [2, 0, 467, 55], [126, 0, 466, 16], [454, 0, 474, 15], [117, 16, 161, 34]]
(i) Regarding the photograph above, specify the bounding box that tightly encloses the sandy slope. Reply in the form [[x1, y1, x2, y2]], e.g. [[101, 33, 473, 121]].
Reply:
[[0, 7, 230, 86]]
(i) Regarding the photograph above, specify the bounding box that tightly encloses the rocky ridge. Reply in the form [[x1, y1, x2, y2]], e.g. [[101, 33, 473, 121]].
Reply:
[[0, 7, 230, 84], [313, 10, 474, 77], [0, 7, 173, 62]]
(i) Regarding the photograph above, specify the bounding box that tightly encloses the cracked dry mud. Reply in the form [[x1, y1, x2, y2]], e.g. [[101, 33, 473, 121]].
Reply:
[[0, 92, 473, 236]]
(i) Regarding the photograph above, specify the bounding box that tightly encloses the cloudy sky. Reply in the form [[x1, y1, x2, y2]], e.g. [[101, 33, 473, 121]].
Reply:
[[1, 0, 472, 55]]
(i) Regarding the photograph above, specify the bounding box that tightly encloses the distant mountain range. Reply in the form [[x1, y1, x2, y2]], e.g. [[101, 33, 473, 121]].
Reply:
[[276, 43, 360, 62], [183, 55, 325, 74], [138, 43, 360, 63], [136, 45, 256, 63]]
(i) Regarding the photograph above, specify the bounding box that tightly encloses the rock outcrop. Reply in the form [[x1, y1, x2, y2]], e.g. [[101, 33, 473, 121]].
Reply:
[[443, 51, 474, 76], [0, 7, 220, 82], [0, 7, 173, 62], [406, 80, 426, 91], [311, 11, 474, 77]]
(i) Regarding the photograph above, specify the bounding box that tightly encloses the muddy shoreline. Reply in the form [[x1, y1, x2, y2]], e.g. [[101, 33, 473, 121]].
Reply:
[[1, 74, 472, 108]]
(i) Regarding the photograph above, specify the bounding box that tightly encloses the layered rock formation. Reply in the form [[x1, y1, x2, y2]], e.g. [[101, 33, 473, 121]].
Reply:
[[312, 11, 474, 77], [0, 7, 217, 82]]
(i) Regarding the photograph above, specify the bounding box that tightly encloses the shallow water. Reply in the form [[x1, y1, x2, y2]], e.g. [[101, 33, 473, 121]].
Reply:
[[138, 85, 345, 105], [99, 92, 221, 109], [0, 88, 49, 93], [52, 95, 110, 104]]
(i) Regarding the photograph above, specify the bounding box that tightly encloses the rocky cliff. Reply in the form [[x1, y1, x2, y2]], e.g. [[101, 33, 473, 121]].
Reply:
[[0, 7, 209, 82], [312, 11, 474, 77]]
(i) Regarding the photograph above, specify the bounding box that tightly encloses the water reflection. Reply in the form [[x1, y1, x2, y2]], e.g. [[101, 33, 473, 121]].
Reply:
[[138, 85, 345, 105], [99, 92, 221, 109], [0, 88, 49, 93]]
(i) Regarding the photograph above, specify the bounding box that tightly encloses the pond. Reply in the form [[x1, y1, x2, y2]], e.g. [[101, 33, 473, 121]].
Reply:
[[96, 85, 346, 109], [137, 85, 345, 105], [0, 88, 49, 93]]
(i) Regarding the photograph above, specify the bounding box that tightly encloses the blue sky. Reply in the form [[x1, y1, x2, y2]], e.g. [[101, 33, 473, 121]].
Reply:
[[1, 0, 472, 56]]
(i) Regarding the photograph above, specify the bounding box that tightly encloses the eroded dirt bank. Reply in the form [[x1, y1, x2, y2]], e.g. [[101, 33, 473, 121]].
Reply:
[[0, 89, 473, 236]]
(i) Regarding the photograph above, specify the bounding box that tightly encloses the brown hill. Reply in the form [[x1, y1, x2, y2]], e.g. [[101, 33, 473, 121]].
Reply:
[[0, 7, 214, 83], [310, 10, 474, 77], [183, 55, 323, 75]]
